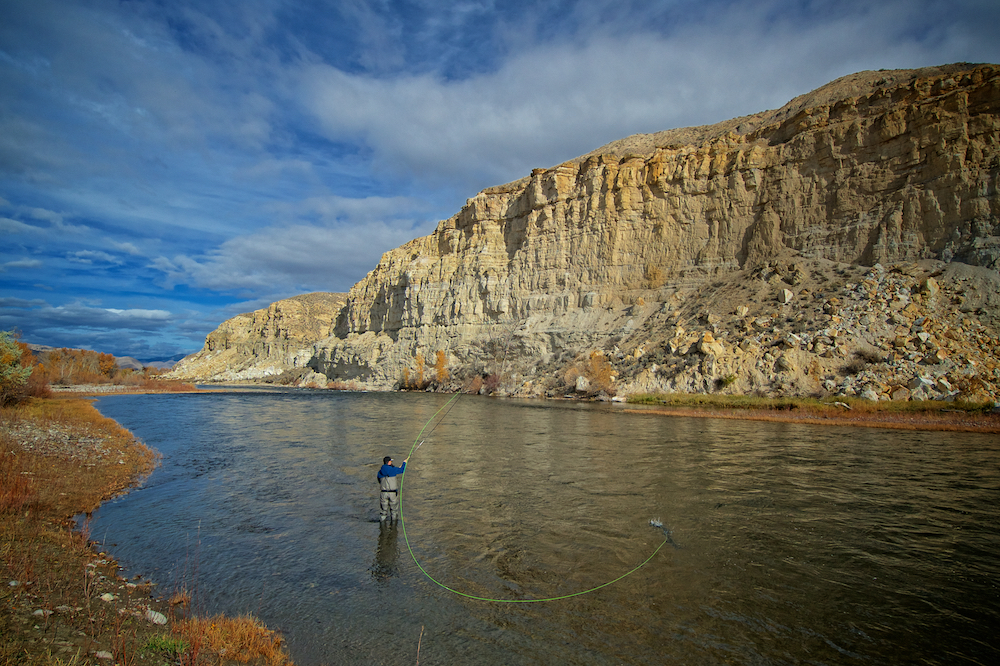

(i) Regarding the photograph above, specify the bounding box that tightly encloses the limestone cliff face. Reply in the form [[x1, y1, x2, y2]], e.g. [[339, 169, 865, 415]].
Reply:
[[310, 63, 1000, 402], [168, 293, 347, 382]]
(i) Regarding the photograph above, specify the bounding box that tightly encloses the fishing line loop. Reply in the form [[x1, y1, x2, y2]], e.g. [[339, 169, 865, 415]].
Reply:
[[396, 391, 668, 603]]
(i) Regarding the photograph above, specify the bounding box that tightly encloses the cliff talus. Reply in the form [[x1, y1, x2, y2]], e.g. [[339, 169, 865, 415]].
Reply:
[[309, 63, 1000, 403]]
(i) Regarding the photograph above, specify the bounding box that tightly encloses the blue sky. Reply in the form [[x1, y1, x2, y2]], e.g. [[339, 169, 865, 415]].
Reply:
[[1, 0, 998, 362]]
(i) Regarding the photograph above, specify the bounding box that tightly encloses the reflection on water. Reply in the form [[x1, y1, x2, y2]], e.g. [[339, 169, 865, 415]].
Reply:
[[91, 390, 1000, 665], [371, 520, 400, 583]]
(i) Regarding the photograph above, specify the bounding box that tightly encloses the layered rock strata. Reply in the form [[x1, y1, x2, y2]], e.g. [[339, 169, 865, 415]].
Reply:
[[307, 63, 1000, 402], [168, 293, 346, 383]]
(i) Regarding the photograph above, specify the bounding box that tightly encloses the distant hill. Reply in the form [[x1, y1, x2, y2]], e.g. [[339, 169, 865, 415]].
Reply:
[[166, 292, 348, 382]]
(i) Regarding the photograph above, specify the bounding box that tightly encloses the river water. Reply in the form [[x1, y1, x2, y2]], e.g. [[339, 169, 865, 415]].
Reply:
[[89, 389, 1000, 665]]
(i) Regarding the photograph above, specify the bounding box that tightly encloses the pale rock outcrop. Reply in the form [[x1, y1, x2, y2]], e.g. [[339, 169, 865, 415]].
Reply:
[[168, 293, 347, 383], [308, 63, 1000, 402]]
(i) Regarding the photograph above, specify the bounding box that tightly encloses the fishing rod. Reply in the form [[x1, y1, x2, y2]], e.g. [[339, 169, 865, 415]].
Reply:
[[395, 390, 672, 603]]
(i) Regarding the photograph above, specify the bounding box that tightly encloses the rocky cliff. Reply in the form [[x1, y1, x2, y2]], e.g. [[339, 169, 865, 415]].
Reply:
[[306, 63, 1000, 403], [168, 292, 347, 383]]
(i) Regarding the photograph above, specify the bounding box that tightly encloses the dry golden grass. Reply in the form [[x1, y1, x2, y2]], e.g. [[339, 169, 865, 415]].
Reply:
[[170, 589, 192, 608], [1, 398, 164, 666], [0, 448, 34, 514], [174, 615, 291, 666], [2, 398, 159, 515], [121, 376, 198, 392]]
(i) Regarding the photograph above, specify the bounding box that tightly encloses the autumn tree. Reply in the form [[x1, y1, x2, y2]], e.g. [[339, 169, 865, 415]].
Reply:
[[35, 347, 118, 385], [586, 350, 616, 394], [98, 352, 117, 377], [0, 331, 33, 406], [434, 350, 448, 383]]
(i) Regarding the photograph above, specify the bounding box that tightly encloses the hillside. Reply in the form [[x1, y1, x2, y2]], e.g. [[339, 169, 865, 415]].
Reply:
[[167, 292, 347, 383], [176, 63, 1000, 403]]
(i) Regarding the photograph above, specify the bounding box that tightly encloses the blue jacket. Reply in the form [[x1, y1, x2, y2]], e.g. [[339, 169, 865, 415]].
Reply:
[[378, 462, 406, 491]]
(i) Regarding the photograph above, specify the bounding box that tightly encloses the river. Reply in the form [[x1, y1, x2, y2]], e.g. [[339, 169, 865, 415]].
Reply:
[[89, 389, 1000, 665]]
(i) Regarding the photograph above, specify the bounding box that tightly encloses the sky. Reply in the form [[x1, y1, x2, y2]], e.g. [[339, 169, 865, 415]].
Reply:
[[1, 0, 998, 363]]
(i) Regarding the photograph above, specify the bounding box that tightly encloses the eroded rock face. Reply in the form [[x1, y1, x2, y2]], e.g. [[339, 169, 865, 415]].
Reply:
[[309, 63, 1000, 402], [168, 293, 347, 383]]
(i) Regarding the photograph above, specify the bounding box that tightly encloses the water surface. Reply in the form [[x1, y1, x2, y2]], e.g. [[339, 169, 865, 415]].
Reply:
[[91, 390, 1000, 665]]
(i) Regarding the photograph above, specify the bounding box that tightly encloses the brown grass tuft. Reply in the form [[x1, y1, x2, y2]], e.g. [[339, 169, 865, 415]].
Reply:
[[170, 589, 192, 608], [174, 614, 291, 666], [0, 443, 36, 514]]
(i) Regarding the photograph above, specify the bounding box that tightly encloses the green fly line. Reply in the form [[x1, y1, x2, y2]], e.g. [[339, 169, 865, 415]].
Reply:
[[396, 391, 669, 603]]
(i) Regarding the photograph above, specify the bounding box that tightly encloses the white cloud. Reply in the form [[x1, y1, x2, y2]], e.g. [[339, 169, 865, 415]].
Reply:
[[267, 193, 431, 224], [145, 192, 435, 293], [1, 258, 43, 271], [0, 217, 39, 234], [68, 250, 124, 265], [150, 217, 427, 294], [2, 206, 77, 238], [111, 240, 143, 255], [0, 297, 47, 308], [25, 301, 172, 329], [104, 308, 171, 320]]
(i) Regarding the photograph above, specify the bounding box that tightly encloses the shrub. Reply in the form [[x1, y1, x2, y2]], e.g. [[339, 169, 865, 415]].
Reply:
[[560, 351, 617, 396], [585, 350, 616, 394], [854, 348, 883, 364], [715, 374, 738, 390], [0, 331, 33, 406], [465, 375, 484, 394], [434, 350, 449, 383], [142, 634, 188, 657], [23, 367, 52, 399], [483, 373, 502, 393]]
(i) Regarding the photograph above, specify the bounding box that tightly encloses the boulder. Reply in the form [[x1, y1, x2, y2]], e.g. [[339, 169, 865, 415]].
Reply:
[[696, 332, 726, 357]]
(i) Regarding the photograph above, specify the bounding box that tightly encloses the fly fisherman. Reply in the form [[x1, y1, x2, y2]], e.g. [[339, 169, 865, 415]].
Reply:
[[377, 456, 408, 522]]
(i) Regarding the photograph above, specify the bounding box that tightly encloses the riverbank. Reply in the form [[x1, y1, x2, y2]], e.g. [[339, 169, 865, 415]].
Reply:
[[624, 393, 1000, 433], [0, 396, 291, 666], [49, 382, 201, 395], [625, 404, 1000, 433]]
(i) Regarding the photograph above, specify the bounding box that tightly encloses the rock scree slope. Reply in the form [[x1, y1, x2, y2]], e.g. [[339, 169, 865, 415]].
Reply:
[[171, 63, 1000, 404]]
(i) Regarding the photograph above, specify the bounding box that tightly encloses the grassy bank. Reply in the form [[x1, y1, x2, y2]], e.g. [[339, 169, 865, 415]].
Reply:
[[0, 397, 292, 666], [626, 393, 1000, 432]]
